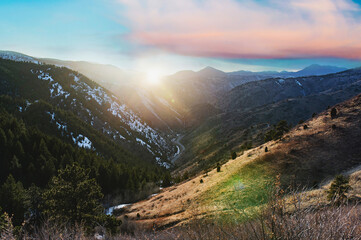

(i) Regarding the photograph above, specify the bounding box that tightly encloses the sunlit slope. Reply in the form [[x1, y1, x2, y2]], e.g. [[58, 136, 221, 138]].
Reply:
[[120, 93, 361, 229], [0, 57, 175, 166], [177, 68, 361, 174]]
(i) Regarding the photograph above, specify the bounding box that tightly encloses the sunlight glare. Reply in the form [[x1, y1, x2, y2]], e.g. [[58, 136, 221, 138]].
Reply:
[[146, 70, 163, 85]]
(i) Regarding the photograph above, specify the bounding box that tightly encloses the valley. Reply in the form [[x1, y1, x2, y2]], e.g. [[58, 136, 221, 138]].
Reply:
[[1, 51, 361, 238], [113, 93, 361, 229]]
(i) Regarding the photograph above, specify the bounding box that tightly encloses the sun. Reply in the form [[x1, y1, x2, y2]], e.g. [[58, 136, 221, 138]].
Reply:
[[146, 70, 163, 85]]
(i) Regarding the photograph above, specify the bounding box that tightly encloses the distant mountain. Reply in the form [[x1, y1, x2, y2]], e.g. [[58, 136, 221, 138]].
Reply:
[[198, 66, 227, 78], [40, 58, 134, 88], [0, 51, 40, 64], [293, 64, 348, 77], [229, 64, 348, 77]]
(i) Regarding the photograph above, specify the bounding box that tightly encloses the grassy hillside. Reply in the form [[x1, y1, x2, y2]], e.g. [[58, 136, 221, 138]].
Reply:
[[119, 93, 361, 229], [176, 68, 361, 175]]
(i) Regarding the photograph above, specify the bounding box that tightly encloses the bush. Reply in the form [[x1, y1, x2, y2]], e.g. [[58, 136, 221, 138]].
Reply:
[[265, 147, 268, 152], [303, 125, 308, 130], [231, 152, 237, 160], [216, 163, 221, 172], [330, 107, 337, 119], [327, 175, 351, 204], [264, 120, 291, 142], [200, 179, 204, 184]]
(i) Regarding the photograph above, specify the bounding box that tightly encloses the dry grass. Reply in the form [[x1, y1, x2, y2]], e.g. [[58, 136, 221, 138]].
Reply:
[[3, 186, 361, 240], [117, 94, 361, 229]]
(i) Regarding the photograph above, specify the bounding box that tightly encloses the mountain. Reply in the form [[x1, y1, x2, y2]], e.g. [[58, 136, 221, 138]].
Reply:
[[293, 64, 348, 77], [40, 57, 185, 131], [0, 54, 179, 199], [198, 66, 227, 78], [39, 54, 350, 132], [176, 67, 361, 174], [0, 51, 40, 64], [120, 93, 361, 229], [229, 64, 348, 78]]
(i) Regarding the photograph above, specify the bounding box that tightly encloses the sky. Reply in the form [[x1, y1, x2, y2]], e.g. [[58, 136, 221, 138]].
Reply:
[[1, 0, 361, 75]]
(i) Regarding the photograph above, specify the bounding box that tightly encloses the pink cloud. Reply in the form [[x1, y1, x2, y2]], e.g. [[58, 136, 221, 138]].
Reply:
[[117, 0, 361, 59]]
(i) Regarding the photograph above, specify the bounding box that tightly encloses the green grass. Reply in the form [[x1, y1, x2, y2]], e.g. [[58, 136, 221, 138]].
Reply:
[[201, 159, 275, 222]]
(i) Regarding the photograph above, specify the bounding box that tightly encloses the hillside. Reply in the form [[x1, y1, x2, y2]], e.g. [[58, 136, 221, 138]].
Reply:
[[118, 93, 361, 229], [0, 57, 176, 162], [40, 57, 186, 131], [0, 56, 180, 206], [176, 68, 361, 174]]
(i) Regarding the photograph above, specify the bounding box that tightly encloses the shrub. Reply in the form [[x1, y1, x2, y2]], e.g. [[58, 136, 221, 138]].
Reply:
[[231, 152, 237, 160], [216, 163, 221, 172], [330, 107, 337, 119], [200, 179, 204, 184], [182, 172, 189, 181], [264, 120, 291, 142], [327, 175, 351, 204], [265, 147, 268, 152], [303, 125, 308, 130]]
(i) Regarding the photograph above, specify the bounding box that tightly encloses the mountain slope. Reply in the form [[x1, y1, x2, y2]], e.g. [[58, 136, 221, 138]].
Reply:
[[40, 56, 185, 131], [120, 93, 361, 229], [0, 56, 176, 168], [176, 68, 361, 174]]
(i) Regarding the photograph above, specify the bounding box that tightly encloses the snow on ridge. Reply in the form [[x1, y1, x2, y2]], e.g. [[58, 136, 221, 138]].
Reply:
[[295, 80, 302, 87], [0, 51, 40, 64]]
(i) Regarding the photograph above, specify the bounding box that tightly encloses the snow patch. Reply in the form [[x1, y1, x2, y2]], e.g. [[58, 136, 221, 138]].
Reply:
[[278, 79, 285, 84], [71, 133, 93, 150], [156, 157, 171, 169]]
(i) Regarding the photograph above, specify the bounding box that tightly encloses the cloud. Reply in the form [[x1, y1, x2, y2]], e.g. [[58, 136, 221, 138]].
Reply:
[[116, 0, 361, 59]]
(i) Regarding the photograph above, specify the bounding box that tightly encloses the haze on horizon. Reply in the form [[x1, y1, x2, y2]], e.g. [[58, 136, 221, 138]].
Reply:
[[1, 0, 361, 75]]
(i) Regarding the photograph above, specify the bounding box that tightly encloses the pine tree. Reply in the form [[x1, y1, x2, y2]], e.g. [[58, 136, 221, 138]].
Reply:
[[0, 174, 26, 226], [327, 175, 351, 204], [42, 163, 104, 225]]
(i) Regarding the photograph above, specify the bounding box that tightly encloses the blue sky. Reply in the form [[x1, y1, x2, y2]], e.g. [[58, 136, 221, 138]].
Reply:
[[1, 0, 361, 74]]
